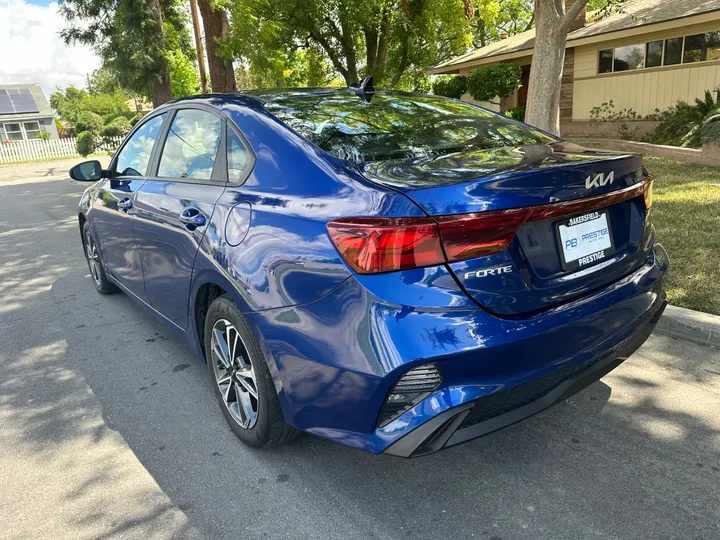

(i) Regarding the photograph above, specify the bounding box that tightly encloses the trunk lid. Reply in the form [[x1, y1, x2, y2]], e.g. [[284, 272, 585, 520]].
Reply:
[[360, 141, 654, 316]]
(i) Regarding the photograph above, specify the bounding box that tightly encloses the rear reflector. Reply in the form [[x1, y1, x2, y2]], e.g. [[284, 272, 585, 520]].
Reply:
[[327, 177, 653, 274], [378, 363, 443, 427]]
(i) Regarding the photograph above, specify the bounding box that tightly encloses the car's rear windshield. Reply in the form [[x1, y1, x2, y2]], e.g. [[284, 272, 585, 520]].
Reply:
[[264, 92, 555, 162]]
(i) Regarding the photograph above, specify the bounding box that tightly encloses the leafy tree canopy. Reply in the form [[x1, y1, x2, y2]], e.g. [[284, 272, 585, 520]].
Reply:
[[471, 0, 534, 48], [59, 0, 198, 100], [50, 84, 134, 135], [224, 0, 474, 89]]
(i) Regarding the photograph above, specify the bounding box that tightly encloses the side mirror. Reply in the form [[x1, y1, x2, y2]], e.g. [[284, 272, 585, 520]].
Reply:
[[69, 160, 104, 181]]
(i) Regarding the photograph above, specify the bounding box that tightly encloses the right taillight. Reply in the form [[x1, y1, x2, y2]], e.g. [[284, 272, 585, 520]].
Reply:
[[435, 208, 532, 261]]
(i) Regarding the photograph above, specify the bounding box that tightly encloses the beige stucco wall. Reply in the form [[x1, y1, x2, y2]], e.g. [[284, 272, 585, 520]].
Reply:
[[572, 20, 720, 120]]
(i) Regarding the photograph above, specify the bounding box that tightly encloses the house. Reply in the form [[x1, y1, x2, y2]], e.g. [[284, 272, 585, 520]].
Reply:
[[429, 0, 720, 134], [0, 84, 59, 142]]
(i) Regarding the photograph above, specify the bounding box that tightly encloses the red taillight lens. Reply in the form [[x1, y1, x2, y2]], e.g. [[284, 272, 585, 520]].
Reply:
[[435, 209, 531, 261], [326, 217, 445, 274]]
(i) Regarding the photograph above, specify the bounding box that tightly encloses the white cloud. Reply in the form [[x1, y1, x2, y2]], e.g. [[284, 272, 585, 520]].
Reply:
[[0, 0, 101, 99]]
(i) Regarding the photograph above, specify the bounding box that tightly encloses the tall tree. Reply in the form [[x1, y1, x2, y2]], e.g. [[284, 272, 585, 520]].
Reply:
[[524, 0, 588, 134], [59, 0, 195, 106], [197, 0, 237, 92]]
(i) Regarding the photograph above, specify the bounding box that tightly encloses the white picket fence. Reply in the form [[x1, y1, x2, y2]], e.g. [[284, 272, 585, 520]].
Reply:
[[0, 136, 124, 165]]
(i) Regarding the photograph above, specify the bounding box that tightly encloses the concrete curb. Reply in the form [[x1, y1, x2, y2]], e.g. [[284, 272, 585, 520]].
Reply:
[[655, 304, 720, 349]]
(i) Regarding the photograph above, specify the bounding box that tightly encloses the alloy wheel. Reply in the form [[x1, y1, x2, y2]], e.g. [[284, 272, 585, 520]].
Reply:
[[210, 318, 259, 429], [85, 231, 101, 286]]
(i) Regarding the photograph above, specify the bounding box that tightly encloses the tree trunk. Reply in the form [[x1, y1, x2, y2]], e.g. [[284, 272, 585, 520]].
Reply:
[[146, 0, 172, 106], [363, 13, 389, 81], [339, 17, 359, 85], [524, 0, 588, 135], [197, 0, 236, 93]]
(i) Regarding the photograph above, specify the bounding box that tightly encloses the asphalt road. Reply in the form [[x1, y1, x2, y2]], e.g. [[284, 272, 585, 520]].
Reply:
[[1, 159, 719, 540]]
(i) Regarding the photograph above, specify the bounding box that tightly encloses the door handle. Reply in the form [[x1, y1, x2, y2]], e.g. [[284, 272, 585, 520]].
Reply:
[[118, 198, 133, 211], [179, 208, 206, 227]]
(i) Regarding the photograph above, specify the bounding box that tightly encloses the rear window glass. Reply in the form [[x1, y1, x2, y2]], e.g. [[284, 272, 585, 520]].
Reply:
[[264, 93, 555, 162]]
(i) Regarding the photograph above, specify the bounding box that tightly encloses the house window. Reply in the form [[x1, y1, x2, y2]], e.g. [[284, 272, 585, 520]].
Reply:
[[598, 31, 720, 74], [614, 44, 645, 71], [663, 37, 683, 66], [598, 49, 613, 73], [23, 121, 41, 140], [684, 31, 720, 63], [684, 33, 708, 63], [3, 123, 23, 141], [646, 40, 663, 68]]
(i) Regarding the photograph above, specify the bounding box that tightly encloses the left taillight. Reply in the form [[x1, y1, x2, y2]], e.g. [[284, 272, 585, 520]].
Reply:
[[326, 217, 445, 274]]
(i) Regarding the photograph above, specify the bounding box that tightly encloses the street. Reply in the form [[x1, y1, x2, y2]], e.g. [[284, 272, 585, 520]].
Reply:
[[0, 159, 719, 540]]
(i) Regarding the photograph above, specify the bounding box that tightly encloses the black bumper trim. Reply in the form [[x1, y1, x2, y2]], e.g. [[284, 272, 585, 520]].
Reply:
[[384, 297, 667, 458]]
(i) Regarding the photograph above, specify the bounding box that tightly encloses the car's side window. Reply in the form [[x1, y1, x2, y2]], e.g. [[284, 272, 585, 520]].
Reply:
[[157, 109, 222, 180], [228, 128, 251, 183], [115, 113, 166, 177]]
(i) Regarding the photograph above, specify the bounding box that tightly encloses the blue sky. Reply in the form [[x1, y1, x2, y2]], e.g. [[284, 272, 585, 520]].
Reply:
[[0, 0, 100, 97]]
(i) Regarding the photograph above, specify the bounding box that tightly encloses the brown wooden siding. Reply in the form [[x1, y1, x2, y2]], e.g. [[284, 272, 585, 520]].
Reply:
[[560, 48, 575, 120]]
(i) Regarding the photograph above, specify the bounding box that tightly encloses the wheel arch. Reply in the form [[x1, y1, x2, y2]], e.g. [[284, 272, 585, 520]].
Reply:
[[190, 269, 256, 363], [78, 212, 87, 244]]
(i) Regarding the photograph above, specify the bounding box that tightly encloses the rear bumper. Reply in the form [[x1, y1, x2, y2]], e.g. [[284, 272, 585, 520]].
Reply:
[[248, 244, 668, 454], [384, 296, 666, 457]]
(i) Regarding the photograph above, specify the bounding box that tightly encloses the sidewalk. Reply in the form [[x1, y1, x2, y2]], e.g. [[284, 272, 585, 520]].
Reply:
[[0, 155, 112, 185]]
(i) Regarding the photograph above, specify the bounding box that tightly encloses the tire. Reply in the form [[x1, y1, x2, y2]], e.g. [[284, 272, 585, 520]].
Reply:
[[204, 295, 299, 448], [82, 222, 117, 295]]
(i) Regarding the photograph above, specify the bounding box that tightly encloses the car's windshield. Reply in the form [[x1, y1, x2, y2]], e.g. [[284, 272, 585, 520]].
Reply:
[[264, 92, 555, 162]]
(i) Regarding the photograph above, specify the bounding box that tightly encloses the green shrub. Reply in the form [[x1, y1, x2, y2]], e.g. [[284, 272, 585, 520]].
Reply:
[[505, 106, 526, 121], [466, 63, 522, 109], [645, 90, 720, 147], [700, 110, 720, 144], [100, 116, 132, 139], [432, 76, 467, 99], [37, 131, 51, 141], [76, 131, 96, 157], [74, 111, 103, 135]]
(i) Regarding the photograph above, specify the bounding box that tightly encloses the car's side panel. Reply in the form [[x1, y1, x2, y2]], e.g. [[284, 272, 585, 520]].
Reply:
[[89, 178, 148, 301], [133, 180, 225, 330]]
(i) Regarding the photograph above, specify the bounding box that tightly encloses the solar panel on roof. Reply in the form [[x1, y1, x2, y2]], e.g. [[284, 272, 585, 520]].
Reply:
[[0, 90, 13, 115], [0, 88, 40, 115]]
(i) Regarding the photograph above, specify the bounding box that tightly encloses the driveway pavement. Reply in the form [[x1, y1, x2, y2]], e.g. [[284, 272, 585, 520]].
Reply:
[[1, 158, 719, 540]]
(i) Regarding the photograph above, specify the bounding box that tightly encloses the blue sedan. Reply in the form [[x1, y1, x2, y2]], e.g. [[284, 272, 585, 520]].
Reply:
[[71, 83, 667, 457]]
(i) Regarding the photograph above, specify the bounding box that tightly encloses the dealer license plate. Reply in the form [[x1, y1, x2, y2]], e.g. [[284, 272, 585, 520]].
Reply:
[[556, 210, 615, 271]]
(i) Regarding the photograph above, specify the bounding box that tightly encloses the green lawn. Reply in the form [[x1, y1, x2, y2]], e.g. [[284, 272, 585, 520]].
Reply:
[[645, 157, 720, 315]]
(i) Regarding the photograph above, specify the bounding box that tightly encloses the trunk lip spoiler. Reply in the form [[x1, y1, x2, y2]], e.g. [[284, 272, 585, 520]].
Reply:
[[432, 175, 652, 226]]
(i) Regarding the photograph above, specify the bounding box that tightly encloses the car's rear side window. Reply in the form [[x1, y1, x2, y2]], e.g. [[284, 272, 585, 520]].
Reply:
[[227, 128, 250, 183], [264, 93, 554, 162], [115, 113, 166, 176], [158, 109, 222, 180]]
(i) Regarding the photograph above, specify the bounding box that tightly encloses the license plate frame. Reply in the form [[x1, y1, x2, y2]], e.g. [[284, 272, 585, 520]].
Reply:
[[555, 209, 615, 272]]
